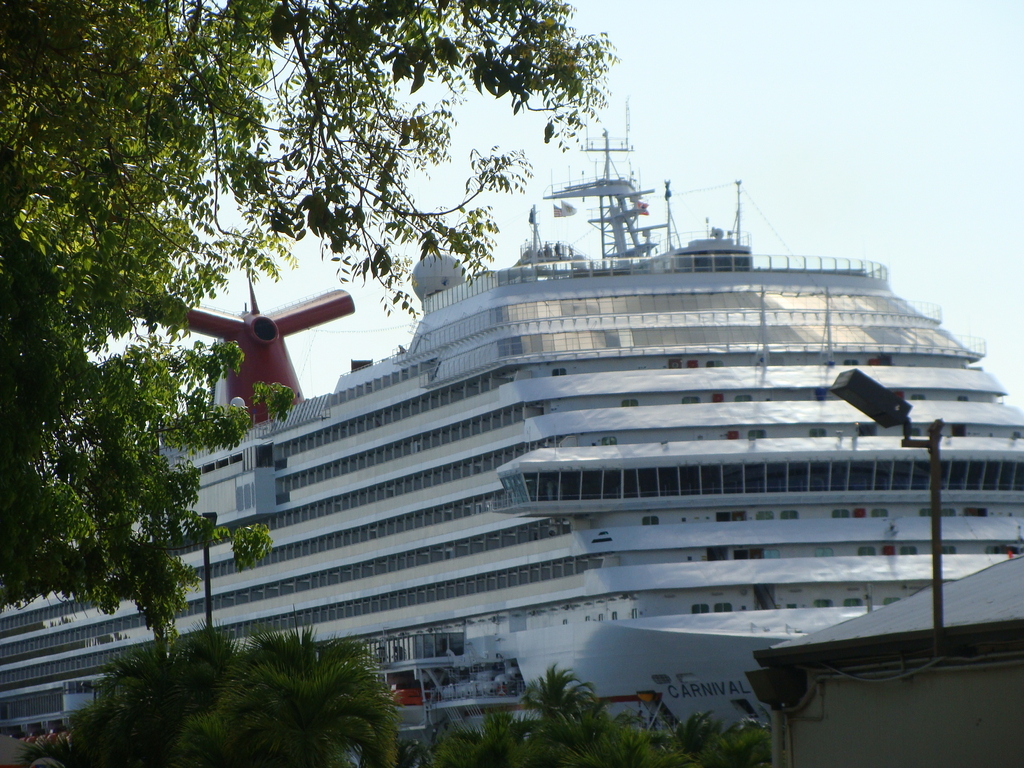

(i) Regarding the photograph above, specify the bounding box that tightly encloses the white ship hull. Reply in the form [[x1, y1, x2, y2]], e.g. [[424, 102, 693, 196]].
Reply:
[[4, 139, 1024, 737]]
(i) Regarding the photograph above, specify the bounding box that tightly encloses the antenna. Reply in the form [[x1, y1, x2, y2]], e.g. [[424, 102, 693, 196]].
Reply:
[[733, 180, 742, 244], [529, 204, 540, 262], [665, 180, 679, 250]]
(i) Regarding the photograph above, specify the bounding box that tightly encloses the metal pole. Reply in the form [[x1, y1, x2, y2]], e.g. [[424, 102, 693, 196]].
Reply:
[[203, 540, 213, 628], [927, 419, 945, 656], [903, 419, 944, 656], [202, 512, 218, 629]]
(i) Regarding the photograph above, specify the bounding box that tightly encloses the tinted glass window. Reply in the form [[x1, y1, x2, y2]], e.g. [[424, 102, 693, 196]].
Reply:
[[745, 463, 766, 494], [538, 473, 559, 501], [766, 463, 787, 493], [809, 463, 830, 491], [680, 466, 701, 496], [722, 464, 744, 493], [891, 462, 912, 491], [848, 462, 874, 491], [638, 468, 659, 497], [947, 461, 968, 491], [524, 473, 538, 501], [658, 467, 680, 496], [873, 460, 892, 491], [701, 465, 722, 494], [830, 461, 849, 492], [560, 471, 581, 501], [982, 462, 1001, 492], [623, 469, 639, 499], [965, 461, 984, 491], [911, 461, 930, 491], [602, 470, 622, 499], [580, 471, 603, 500], [998, 462, 1015, 492], [789, 463, 809, 493]]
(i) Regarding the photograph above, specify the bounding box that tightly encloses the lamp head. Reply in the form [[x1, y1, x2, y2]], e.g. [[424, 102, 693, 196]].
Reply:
[[831, 369, 912, 429]]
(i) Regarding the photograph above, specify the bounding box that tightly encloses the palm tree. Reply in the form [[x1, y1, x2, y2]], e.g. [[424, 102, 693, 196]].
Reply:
[[67, 626, 239, 768], [560, 727, 694, 768], [186, 627, 398, 768], [394, 738, 432, 768], [526, 709, 625, 768], [672, 711, 724, 759], [697, 725, 771, 768], [520, 665, 599, 720], [432, 712, 534, 768], [16, 732, 93, 768]]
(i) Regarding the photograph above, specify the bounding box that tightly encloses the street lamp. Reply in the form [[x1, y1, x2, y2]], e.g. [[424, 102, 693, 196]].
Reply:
[[202, 512, 218, 628], [830, 369, 946, 656]]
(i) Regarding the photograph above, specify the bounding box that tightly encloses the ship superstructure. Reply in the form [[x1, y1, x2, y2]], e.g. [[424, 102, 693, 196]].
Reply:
[[4, 136, 1024, 736]]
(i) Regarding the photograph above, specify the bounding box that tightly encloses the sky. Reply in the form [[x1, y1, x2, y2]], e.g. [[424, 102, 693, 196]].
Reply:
[[206, 1, 1024, 406]]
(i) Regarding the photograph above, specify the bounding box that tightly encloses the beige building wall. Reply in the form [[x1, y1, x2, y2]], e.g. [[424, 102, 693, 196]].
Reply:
[[786, 662, 1024, 768]]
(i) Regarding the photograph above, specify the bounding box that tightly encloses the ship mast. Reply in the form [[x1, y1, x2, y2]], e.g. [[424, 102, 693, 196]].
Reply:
[[544, 127, 666, 260]]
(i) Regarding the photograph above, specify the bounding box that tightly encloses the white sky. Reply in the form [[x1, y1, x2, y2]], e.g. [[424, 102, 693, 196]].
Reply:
[[207, 1, 1024, 407]]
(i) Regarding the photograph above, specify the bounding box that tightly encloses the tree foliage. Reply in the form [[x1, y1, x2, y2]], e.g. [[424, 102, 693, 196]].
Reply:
[[0, 0, 611, 631], [432, 673, 772, 768], [521, 665, 600, 720], [23, 627, 396, 768]]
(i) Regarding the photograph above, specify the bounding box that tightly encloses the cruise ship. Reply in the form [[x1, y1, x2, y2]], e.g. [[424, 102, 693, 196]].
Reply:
[[4, 134, 1024, 737]]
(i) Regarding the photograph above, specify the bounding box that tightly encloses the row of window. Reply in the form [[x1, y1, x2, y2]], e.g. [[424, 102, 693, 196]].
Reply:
[[504, 458, 1024, 503], [279, 404, 524, 493], [691, 598, 901, 613], [496, 325, 967, 361], [14, 519, 568, 663], [0, 690, 64, 721], [369, 632, 466, 664], [279, 441, 531, 509], [489, 291, 921, 324], [193, 518, 569, 617], [278, 371, 497, 460], [6, 476, 545, 634], [213, 555, 600, 641], [0, 554, 602, 690], [0, 601, 91, 635]]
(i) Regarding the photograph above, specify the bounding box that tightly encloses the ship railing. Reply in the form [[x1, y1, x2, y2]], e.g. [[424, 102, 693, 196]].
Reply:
[[420, 334, 985, 390], [548, 172, 635, 197], [413, 305, 951, 360], [674, 230, 754, 248], [423, 254, 890, 313], [908, 300, 942, 323], [426, 679, 526, 703]]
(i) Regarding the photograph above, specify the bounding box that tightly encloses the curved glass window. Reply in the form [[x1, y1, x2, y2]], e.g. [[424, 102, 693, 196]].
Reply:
[[515, 460, 1024, 502]]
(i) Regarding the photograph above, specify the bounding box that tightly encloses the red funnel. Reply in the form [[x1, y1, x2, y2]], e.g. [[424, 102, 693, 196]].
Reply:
[[188, 290, 355, 423]]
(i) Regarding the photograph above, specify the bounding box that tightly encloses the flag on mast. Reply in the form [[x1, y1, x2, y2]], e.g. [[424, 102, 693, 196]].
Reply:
[[553, 201, 577, 218], [636, 200, 649, 216]]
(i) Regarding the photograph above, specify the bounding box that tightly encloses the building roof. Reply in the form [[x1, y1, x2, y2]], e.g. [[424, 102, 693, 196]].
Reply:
[[755, 553, 1024, 666]]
